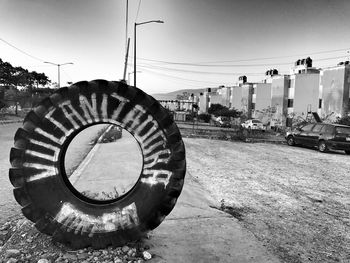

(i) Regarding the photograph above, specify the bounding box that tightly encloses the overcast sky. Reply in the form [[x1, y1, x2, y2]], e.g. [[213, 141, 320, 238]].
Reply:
[[1, 0, 350, 94]]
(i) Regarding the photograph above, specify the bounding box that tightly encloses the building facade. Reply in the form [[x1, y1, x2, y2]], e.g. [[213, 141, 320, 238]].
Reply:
[[270, 75, 290, 127], [194, 58, 350, 127], [287, 58, 320, 119], [319, 62, 350, 119]]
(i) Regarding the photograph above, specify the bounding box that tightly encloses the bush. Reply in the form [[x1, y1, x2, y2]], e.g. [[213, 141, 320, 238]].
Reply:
[[198, 113, 211, 123], [335, 115, 350, 126], [208, 104, 242, 118]]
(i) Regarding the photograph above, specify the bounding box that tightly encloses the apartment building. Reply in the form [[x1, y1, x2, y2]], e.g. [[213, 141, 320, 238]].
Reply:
[[196, 57, 350, 127], [287, 58, 320, 117], [230, 76, 254, 117], [319, 61, 350, 119], [270, 75, 290, 127]]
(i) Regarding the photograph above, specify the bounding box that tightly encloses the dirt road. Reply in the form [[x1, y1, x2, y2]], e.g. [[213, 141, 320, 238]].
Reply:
[[184, 138, 350, 263]]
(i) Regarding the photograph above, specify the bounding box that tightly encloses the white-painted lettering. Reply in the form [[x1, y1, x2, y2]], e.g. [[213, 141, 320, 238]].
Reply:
[[34, 127, 64, 145], [59, 101, 87, 129], [53, 202, 139, 236], [45, 109, 70, 134], [29, 139, 60, 157], [79, 93, 99, 123], [101, 94, 108, 122], [22, 163, 58, 182], [25, 150, 55, 162], [141, 170, 173, 188]]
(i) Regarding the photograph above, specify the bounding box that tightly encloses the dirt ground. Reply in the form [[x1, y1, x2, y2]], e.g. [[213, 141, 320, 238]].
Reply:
[[184, 138, 350, 263]]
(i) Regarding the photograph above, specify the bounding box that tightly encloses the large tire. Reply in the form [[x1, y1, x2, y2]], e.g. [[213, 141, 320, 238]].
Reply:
[[9, 80, 186, 249]]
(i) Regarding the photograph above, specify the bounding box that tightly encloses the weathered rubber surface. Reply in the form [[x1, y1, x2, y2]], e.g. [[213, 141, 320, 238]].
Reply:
[[9, 80, 186, 249]]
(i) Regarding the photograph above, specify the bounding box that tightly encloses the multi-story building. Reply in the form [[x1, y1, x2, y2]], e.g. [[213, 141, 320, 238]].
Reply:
[[270, 75, 290, 127], [199, 86, 232, 113], [319, 61, 350, 119], [230, 76, 254, 117], [199, 90, 209, 114], [199, 87, 220, 113], [287, 58, 320, 118], [252, 82, 272, 121], [195, 58, 350, 127], [230, 85, 242, 111], [217, 86, 231, 108]]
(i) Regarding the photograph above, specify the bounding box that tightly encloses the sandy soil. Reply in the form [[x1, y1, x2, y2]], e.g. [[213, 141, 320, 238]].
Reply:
[[184, 138, 350, 263]]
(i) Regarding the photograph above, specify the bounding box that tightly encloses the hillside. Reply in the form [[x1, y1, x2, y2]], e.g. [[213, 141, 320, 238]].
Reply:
[[151, 87, 218, 100]]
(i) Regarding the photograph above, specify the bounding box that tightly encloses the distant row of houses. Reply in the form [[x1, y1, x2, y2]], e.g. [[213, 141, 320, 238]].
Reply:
[[194, 57, 350, 127]]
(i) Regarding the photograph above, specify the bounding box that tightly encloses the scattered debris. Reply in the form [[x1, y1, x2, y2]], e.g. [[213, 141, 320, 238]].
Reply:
[[0, 217, 154, 263]]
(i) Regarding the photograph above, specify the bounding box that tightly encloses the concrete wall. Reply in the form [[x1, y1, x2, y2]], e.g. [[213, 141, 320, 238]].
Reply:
[[241, 83, 253, 118], [254, 83, 272, 111], [290, 73, 320, 116], [218, 87, 231, 107], [320, 65, 350, 118], [271, 75, 289, 126], [209, 93, 222, 107], [230, 86, 243, 111], [199, 93, 209, 113]]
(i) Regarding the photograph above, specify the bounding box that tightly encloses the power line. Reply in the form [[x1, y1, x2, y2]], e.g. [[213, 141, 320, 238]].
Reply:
[[136, 62, 281, 73], [0, 37, 45, 62], [140, 68, 225, 88], [131, 55, 347, 75], [137, 66, 235, 85], [135, 55, 346, 67], [135, 0, 142, 22], [133, 48, 350, 66]]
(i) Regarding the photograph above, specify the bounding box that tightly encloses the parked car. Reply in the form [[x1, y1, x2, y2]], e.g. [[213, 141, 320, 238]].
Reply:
[[285, 123, 350, 154], [214, 116, 231, 127], [241, 119, 265, 131]]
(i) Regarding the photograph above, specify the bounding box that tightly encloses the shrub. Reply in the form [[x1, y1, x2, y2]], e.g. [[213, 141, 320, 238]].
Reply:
[[198, 113, 211, 123], [335, 115, 350, 126], [208, 104, 242, 118]]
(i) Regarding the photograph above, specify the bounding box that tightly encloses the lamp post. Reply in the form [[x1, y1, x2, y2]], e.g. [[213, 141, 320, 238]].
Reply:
[[134, 20, 163, 87], [44, 61, 74, 89]]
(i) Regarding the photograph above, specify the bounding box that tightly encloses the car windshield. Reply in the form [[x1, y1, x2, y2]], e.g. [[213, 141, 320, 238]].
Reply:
[[252, 120, 261, 123], [335, 127, 350, 135]]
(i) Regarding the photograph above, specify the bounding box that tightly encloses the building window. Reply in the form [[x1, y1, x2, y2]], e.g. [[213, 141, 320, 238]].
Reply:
[[319, 99, 322, 109], [251, 103, 255, 110], [287, 99, 294, 108]]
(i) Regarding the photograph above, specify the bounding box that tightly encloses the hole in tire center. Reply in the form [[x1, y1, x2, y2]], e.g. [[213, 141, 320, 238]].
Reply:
[[64, 124, 143, 201]]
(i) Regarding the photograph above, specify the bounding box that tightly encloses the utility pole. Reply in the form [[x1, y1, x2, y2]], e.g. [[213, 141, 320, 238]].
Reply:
[[123, 38, 130, 81], [122, 0, 129, 82]]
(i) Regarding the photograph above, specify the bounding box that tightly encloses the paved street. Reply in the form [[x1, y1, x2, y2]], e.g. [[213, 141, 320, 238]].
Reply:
[[0, 123, 23, 225], [2, 122, 348, 262], [65, 124, 108, 177], [69, 129, 142, 200]]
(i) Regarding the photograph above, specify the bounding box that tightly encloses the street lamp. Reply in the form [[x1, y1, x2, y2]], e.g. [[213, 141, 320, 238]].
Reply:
[[134, 20, 163, 87], [44, 61, 74, 89]]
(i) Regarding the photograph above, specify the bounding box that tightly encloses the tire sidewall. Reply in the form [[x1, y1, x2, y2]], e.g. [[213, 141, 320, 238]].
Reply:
[[11, 80, 186, 243]]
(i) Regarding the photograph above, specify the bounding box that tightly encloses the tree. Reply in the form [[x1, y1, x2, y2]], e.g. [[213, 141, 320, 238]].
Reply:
[[0, 58, 14, 85], [208, 103, 226, 114], [208, 103, 242, 118], [0, 58, 51, 88], [0, 58, 52, 112], [30, 71, 50, 88]]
